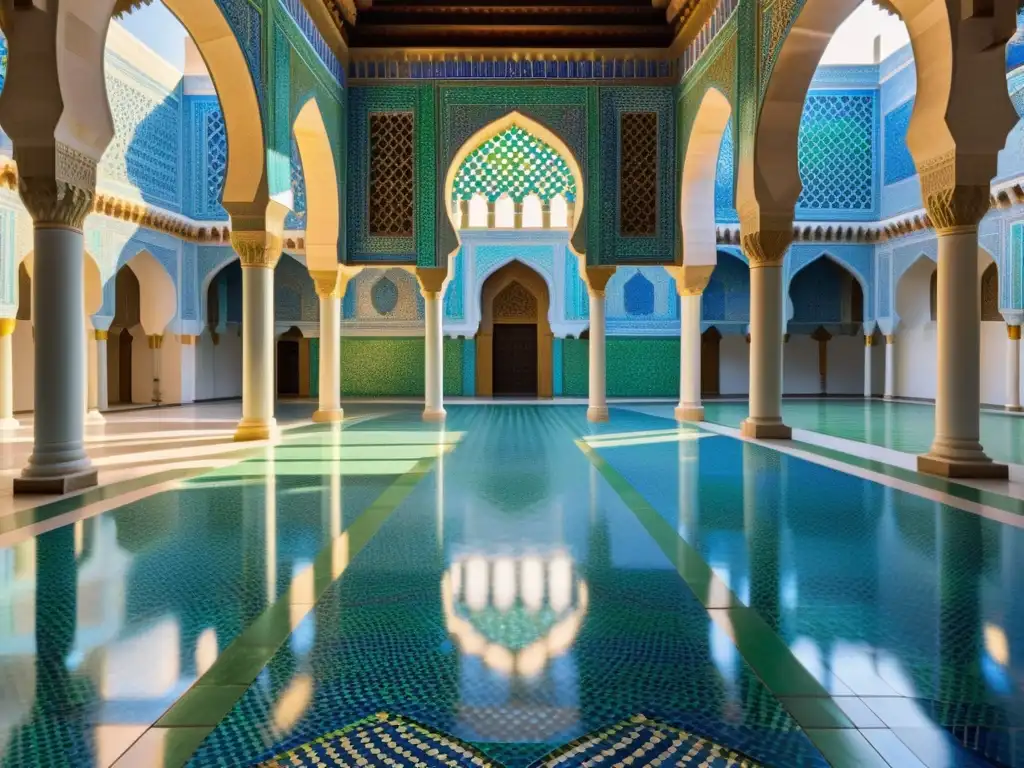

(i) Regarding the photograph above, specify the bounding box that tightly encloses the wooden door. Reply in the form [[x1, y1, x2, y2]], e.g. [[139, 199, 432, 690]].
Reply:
[[700, 327, 721, 396], [492, 324, 538, 396]]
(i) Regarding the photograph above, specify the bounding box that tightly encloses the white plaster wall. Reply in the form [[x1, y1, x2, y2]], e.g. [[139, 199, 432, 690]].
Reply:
[[131, 329, 155, 405], [719, 335, 750, 395], [195, 327, 242, 400], [783, 337, 820, 395], [159, 337, 197, 405], [981, 322, 1007, 407], [12, 321, 34, 412], [827, 336, 865, 394]]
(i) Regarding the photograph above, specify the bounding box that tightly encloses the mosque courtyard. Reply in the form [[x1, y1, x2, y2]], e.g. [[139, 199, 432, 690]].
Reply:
[[0, 398, 1022, 767]]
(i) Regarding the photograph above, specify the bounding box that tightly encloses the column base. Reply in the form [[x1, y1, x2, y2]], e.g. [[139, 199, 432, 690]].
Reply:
[[233, 418, 277, 442], [883, 395, 895, 401], [86, 409, 105, 424], [0, 417, 20, 430], [312, 409, 345, 423], [1006, 405, 1023, 413], [674, 405, 704, 422], [918, 453, 1008, 479], [740, 418, 792, 440], [14, 469, 98, 495], [587, 406, 609, 423], [423, 408, 447, 423]]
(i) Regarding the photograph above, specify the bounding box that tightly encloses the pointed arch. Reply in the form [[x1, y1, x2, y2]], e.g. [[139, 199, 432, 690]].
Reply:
[[895, 255, 937, 329], [444, 111, 585, 245], [787, 254, 864, 326], [680, 87, 732, 267], [292, 97, 339, 271], [161, 0, 265, 209], [118, 250, 177, 334]]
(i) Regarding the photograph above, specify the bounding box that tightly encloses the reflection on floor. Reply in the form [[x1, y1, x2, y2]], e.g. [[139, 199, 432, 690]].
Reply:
[[0, 403, 1020, 767]]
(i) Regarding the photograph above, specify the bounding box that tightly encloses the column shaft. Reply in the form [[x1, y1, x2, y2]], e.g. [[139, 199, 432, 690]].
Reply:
[[149, 335, 163, 405], [95, 332, 108, 411], [235, 265, 276, 441], [863, 335, 873, 398], [314, 295, 343, 422], [0, 319, 17, 429], [919, 230, 1005, 477], [741, 264, 790, 438], [884, 335, 896, 399], [1007, 326, 1021, 412], [423, 292, 446, 422], [587, 288, 609, 422], [14, 227, 97, 492], [676, 293, 703, 421]]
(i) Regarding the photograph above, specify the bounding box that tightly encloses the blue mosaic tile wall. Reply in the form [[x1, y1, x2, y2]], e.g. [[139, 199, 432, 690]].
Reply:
[[883, 100, 915, 186], [183, 97, 229, 221], [702, 251, 750, 324], [795, 91, 878, 219], [715, 119, 738, 223]]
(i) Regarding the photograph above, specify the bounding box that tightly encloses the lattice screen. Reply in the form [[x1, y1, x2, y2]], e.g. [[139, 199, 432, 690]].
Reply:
[[619, 112, 658, 236], [368, 112, 415, 237]]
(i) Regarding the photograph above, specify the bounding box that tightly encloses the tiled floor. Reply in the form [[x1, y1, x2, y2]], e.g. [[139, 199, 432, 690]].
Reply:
[[0, 402, 1020, 767]]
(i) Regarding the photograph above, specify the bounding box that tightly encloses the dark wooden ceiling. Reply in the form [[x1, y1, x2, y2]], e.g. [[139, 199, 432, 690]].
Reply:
[[346, 0, 677, 49]]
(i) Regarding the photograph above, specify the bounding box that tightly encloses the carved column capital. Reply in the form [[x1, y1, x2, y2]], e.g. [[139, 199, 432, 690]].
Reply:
[[583, 265, 616, 297], [665, 265, 714, 297], [17, 144, 97, 230], [741, 226, 792, 268], [311, 269, 345, 299], [919, 153, 990, 234], [231, 231, 282, 269], [416, 267, 449, 299]]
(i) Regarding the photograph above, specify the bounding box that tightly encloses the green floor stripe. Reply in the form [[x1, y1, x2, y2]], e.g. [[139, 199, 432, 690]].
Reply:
[[575, 439, 838, 740], [113, 454, 438, 768], [785, 436, 1024, 518]]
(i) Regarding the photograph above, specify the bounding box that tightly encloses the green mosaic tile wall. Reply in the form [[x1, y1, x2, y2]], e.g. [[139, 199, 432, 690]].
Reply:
[[308, 338, 465, 397], [562, 338, 679, 397]]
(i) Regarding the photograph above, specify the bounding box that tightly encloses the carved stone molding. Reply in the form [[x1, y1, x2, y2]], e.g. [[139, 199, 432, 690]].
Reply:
[[918, 152, 990, 233], [311, 269, 345, 299], [740, 227, 792, 268], [231, 231, 283, 269]]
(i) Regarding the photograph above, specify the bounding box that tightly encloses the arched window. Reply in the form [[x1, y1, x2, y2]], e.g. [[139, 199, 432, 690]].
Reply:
[[981, 262, 1000, 321], [624, 271, 655, 316], [494, 194, 514, 228], [468, 193, 488, 228], [929, 269, 937, 322], [550, 194, 568, 228], [522, 194, 543, 228]]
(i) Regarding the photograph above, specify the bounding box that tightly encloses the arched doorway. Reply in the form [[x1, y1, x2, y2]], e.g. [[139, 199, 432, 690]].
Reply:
[[477, 261, 552, 398], [277, 327, 303, 397], [110, 265, 142, 404], [701, 327, 722, 396]]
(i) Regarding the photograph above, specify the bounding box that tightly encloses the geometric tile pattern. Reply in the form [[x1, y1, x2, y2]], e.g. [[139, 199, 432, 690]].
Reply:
[[715, 119, 738, 223], [619, 112, 659, 236], [369, 112, 415, 237], [258, 713, 499, 767], [452, 125, 577, 203], [883, 100, 916, 186], [797, 93, 876, 213]]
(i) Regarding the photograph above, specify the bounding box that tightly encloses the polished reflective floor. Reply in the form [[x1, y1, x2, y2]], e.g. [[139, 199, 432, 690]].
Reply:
[[703, 399, 1024, 464], [0, 405, 1020, 767]]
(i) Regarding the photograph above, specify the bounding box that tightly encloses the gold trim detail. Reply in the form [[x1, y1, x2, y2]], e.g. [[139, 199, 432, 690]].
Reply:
[[885, 334, 895, 345], [179, 334, 196, 345], [864, 334, 874, 347], [148, 335, 164, 350], [1009, 325, 1021, 341], [0, 318, 15, 337], [94, 330, 109, 341]]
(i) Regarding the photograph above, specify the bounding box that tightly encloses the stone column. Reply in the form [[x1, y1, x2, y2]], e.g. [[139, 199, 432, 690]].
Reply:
[[85, 324, 104, 424], [232, 233, 282, 441], [14, 186, 98, 493], [417, 267, 448, 422], [918, 188, 1006, 478], [884, 334, 896, 399], [1007, 325, 1021, 412], [94, 330, 109, 412], [584, 266, 616, 423], [863, 332, 874, 399], [312, 269, 345, 423], [740, 233, 791, 439], [667, 265, 713, 422], [0, 318, 17, 430], [148, 334, 163, 405]]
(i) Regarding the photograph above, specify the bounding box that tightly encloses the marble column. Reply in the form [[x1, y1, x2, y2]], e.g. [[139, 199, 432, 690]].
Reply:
[[94, 330, 109, 412], [668, 265, 713, 422], [148, 334, 164, 405], [312, 270, 344, 423], [884, 334, 896, 400], [741, 255, 791, 439], [584, 266, 616, 423], [1006, 325, 1021, 412], [863, 333, 874, 399], [919, 225, 1006, 478], [0, 318, 17, 429], [233, 233, 281, 442], [14, 224, 98, 493], [417, 268, 447, 422]]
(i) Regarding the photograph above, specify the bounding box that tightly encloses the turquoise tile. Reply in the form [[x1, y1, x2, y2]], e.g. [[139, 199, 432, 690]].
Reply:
[[804, 728, 890, 768]]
